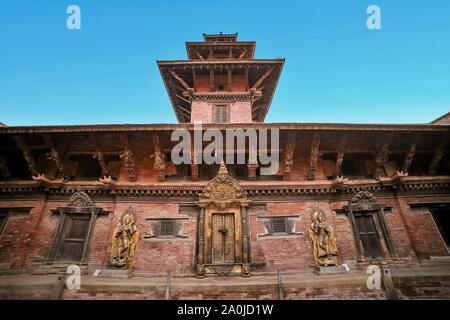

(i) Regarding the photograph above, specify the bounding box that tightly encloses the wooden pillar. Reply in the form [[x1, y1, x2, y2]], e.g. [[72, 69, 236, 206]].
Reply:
[[227, 66, 232, 92], [241, 205, 250, 277], [196, 207, 205, 278], [209, 67, 215, 91]]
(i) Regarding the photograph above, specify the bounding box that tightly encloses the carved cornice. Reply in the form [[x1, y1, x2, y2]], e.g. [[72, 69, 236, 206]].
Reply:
[[0, 177, 449, 198]]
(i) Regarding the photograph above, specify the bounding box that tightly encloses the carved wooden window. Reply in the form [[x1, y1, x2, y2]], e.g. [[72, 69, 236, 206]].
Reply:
[[214, 104, 229, 123], [258, 216, 303, 238], [144, 219, 187, 239], [160, 220, 176, 236], [354, 213, 384, 258], [271, 218, 288, 234]]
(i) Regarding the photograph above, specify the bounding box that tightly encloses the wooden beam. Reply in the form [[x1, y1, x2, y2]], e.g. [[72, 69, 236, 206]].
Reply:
[[402, 135, 419, 173], [177, 104, 191, 115], [43, 134, 65, 177], [307, 133, 321, 180], [90, 134, 108, 176], [195, 50, 204, 60], [169, 69, 191, 90], [334, 134, 347, 177], [176, 94, 191, 105], [239, 48, 247, 60], [227, 66, 232, 91], [209, 67, 215, 91], [251, 67, 274, 90]]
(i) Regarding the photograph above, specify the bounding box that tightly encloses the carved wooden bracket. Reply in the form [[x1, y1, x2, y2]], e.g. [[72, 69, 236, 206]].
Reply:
[[283, 131, 296, 180], [120, 134, 136, 182], [90, 134, 108, 177], [42, 134, 66, 179], [375, 142, 390, 178], [307, 133, 321, 180], [151, 133, 166, 182], [334, 134, 347, 177], [428, 136, 447, 175], [402, 134, 419, 174]]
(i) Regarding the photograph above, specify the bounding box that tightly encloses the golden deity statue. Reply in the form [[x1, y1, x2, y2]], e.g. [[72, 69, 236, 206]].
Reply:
[[110, 208, 140, 269], [308, 209, 338, 267]]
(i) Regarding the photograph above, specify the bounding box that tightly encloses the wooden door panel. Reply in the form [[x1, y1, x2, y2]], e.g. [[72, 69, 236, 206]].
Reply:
[[55, 216, 90, 262], [355, 214, 383, 258], [211, 213, 235, 264]]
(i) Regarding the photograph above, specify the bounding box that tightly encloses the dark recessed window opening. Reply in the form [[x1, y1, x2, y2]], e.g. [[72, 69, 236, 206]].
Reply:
[[5, 151, 31, 179], [70, 154, 102, 180], [431, 206, 450, 247]]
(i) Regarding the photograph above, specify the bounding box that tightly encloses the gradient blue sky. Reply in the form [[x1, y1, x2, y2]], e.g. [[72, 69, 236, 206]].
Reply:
[[1, 0, 449, 126]]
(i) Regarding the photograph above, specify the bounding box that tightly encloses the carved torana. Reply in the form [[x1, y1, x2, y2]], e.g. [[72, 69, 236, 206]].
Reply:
[[67, 190, 95, 209]]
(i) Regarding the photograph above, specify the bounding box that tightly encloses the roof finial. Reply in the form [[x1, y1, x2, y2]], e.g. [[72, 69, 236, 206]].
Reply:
[[218, 161, 228, 175]]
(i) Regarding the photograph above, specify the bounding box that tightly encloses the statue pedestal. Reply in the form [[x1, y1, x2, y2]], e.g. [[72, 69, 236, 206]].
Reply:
[[100, 268, 134, 279], [314, 265, 349, 275]]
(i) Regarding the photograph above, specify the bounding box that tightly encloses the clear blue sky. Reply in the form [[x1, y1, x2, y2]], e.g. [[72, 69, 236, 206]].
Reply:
[[1, 0, 449, 126]]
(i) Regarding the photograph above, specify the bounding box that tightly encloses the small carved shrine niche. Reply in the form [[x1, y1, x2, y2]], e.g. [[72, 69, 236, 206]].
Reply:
[[48, 190, 109, 264]]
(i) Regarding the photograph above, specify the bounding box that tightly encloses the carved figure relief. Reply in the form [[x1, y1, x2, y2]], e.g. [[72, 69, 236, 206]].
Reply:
[[110, 208, 140, 269], [308, 209, 338, 266]]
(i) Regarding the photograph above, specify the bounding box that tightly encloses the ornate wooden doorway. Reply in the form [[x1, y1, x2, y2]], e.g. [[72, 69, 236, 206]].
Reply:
[[212, 213, 235, 264], [196, 162, 251, 277]]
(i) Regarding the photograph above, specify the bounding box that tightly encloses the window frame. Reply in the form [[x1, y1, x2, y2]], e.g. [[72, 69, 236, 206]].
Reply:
[[213, 104, 230, 123]]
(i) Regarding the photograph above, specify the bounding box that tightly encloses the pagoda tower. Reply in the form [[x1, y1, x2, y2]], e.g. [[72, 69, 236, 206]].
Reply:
[[158, 33, 284, 123]]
